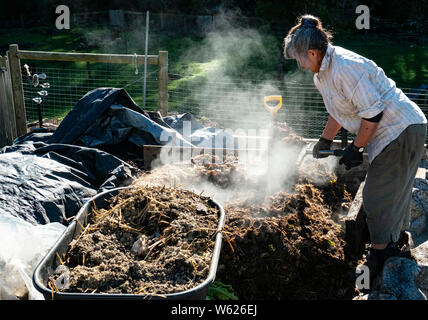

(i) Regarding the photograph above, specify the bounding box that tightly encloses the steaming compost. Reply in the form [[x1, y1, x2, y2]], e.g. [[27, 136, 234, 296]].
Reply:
[[133, 120, 362, 299], [214, 150, 360, 299], [48, 185, 220, 295], [218, 178, 357, 300]]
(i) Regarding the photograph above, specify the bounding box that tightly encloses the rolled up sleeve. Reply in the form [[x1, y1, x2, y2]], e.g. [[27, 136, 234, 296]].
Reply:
[[338, 65, 385, 119]]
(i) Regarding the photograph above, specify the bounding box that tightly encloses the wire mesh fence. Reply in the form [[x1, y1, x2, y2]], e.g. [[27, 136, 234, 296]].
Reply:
[[170, 80, 325, 134], [21, 62, 159, 123], [169, 78, 428, 141], [21, 63, 428, 142]]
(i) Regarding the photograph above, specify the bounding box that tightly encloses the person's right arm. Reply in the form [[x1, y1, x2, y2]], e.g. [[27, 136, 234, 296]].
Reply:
[[321, 115, 342, 140]]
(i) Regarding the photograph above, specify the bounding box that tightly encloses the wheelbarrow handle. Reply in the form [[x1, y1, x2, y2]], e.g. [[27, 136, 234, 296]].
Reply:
[[317, 149, 345, 157]]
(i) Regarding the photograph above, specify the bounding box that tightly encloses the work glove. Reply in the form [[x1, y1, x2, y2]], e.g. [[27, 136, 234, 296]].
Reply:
[[313, 137, 333, 159], [339, 141, 364, 170]]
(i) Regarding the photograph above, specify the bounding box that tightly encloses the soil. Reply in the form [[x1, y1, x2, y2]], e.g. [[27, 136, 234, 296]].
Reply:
[[49, 185, 220, 295], [190, 154, 244, 189], [27, 118, 62, 132]]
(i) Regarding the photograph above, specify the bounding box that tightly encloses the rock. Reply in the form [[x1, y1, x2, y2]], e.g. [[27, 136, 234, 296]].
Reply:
[[412, 240, 428, 267], [353, 293, 368, 300], [378, 257, 427, 300], [414, 231, 428, 248], [412, 189, 428, 217], [367, 291, 397, 300], [410, 188, 428, 238], [410, 198, 425, 222], [377, 292, 398, 300], [409, 214, 428, 238], [414, 178, 428, 192], [131, 235, 149, 257]]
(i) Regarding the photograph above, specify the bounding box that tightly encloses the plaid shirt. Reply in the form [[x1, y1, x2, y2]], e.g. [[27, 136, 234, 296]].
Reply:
[[314, 44, 427, 163]]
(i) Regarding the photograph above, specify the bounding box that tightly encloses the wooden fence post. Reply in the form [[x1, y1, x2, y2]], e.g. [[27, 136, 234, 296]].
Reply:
[[158, 51, 168, 116], [0, 56, 7, 147], [7, 44, 27, 137], [0, 56, 17, 147]]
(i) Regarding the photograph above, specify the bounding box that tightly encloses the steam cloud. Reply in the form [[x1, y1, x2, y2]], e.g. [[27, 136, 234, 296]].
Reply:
[[144, 10, 339, 205]]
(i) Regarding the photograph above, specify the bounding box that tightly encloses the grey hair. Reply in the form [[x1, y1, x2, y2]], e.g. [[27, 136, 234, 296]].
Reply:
[[283, 15, 332, 65]]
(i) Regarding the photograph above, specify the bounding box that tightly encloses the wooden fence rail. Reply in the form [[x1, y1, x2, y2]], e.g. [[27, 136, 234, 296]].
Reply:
[[0, 44, 168, 147]]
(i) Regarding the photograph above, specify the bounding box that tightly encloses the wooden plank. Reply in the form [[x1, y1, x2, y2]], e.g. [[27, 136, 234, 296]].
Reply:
[[17, 50, 158, 65], [0, 56, 17, 147], [4, 56, 17, 142], [345, 180, 370, 255], [0, 57, 9, 147], [7, 45, 27, 137], [0, 56, 6, 68], [346, 180, 365, 222], [157, 51, 168, 116]]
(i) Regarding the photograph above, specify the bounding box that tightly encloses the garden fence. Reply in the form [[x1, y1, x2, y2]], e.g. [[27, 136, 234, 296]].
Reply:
[[2, 44, 427, 147]]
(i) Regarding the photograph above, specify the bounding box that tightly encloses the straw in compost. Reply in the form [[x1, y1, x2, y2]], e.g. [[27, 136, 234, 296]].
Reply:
[[49, 185, 220, 295]]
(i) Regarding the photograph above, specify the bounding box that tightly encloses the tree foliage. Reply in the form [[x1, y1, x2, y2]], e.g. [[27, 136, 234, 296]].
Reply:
[[1, 0, 426, 30]]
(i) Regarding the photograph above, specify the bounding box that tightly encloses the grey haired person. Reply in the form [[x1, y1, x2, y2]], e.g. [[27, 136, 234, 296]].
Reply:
[[284, 14, 427, 288]]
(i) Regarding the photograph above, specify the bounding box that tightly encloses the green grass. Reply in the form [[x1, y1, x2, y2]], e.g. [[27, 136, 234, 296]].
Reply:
[[1, 27, 426, 122]]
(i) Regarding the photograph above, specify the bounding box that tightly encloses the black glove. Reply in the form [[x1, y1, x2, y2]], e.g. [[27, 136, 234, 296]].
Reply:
[[313, 137, 333, 159], [339, 141, 364, 170]]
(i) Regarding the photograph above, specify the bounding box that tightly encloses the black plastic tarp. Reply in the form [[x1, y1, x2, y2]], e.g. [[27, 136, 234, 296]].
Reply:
[[0, 139, 137, 226], [48, 88, 194, 149], [48, 87, 236, 150], [0, 87, 235, 226]]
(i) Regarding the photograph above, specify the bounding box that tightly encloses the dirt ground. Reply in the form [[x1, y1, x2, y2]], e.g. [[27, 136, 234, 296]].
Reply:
[[49, 185, 220, 295], [27, 118, 62, 132]]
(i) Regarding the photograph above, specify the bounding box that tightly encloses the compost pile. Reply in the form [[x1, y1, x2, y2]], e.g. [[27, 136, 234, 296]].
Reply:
[[191, 154, 246, 189], [136, 153, 260, 194], [273, 121, 306, 147], [132, 120, 361, 299], [49, 185, 220, 295], [212, 126, 358, 299], [218, 178, 357, 300]]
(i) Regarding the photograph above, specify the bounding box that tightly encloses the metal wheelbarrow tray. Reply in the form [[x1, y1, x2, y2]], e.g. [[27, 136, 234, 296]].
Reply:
[[33, 186, 226, 300]]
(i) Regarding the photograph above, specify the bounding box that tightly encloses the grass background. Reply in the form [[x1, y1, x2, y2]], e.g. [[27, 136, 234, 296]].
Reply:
[[1, 26, 427, 123]]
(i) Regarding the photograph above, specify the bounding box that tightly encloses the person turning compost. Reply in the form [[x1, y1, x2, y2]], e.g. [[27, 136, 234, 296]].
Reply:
[[283, 14, 427, 286]]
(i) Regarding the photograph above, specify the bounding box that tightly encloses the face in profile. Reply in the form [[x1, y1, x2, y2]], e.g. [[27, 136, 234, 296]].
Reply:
[[298, 49, 324, 73]]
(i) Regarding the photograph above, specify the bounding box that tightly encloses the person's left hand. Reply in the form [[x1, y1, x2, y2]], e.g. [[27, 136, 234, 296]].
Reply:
[[339, 142, 364, 170]]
